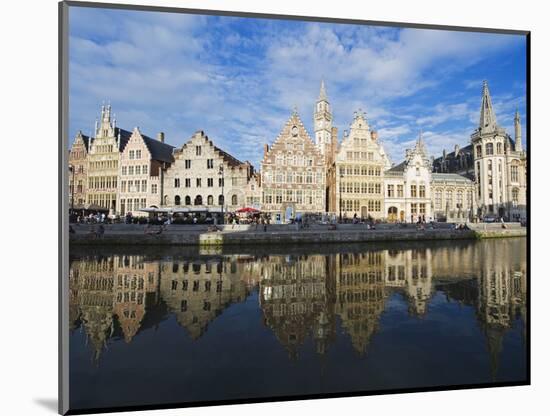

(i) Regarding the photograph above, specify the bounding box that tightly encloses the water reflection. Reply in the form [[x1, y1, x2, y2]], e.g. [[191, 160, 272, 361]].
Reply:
[[69, 239, 526, 410], [70, 239, 526, 367]]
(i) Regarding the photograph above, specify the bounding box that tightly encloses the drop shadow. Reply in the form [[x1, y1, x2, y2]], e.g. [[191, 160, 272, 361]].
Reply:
[[34, 398, 58, 413]]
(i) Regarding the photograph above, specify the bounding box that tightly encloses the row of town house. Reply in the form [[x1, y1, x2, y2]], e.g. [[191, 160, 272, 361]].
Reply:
[[68, 81, 527, 223]]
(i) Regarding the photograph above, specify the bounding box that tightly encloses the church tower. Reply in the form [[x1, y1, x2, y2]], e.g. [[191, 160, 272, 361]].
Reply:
[[514, 109, 523, 152], [314, 80, 333, 158], [471, 81, 509, 218]]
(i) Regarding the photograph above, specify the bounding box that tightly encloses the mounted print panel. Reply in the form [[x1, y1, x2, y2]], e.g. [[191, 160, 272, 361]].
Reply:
[[59, 1, 529, 414]]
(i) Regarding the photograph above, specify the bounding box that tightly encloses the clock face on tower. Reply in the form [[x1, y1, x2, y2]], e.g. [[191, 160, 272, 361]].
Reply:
[[291, 126, 298, 137]]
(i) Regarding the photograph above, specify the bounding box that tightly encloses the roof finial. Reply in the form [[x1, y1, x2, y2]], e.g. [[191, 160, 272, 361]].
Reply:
[[479, 80, 497, 132], [318, 79, 328, 101], [292, 105, 298, 115]]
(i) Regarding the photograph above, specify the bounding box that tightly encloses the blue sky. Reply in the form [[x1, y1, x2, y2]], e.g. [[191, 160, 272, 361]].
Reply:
[[68, 6, 527, 167]]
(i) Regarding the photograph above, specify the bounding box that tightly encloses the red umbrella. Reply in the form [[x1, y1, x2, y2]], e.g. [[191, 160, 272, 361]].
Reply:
[[236, 207, 260, 213]]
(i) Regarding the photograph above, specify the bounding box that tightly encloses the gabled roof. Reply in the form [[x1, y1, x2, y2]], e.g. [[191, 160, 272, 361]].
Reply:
[[142, 134, 175, 164], [214, 145, 245, 168], [432, 172, 475, 183], [114, 127, 132, 151], [387, 161, 406, 172]]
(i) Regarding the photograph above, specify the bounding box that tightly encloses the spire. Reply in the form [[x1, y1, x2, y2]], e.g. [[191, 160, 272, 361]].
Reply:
[[318, 79, 328, 102], [479, 80, 497, 133], [514, 109, 523, 152]]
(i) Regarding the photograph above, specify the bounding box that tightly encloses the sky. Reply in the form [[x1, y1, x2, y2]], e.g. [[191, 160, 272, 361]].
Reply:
[[68, 6, 527, 168]]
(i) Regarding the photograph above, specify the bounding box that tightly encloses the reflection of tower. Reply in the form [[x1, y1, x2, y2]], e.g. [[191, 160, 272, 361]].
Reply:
[[476, 239, 527, 379], [259, 254, 333, 359], [335, 251, 387, 355]]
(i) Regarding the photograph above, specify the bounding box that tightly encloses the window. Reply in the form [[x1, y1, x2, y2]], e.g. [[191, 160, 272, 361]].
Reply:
[[195, 195, 203, 205], [411, 185, 417, 198], [411, 203, 417, 214], [435, 190, 442, 210], [446, 190, 453, 207], [218, 195, 224, 206], [151, 184, 157, 194], [207, 178, 213, 187], [456, 190, 463, 208], [185, 178, 191, 188], [497, 142, 503, 154], [135, 165, 141, 175], [122, 166, 127, 175], [207, 195, 213, 205], [136, 150, 142, 159], [397, 185, 404, 197], [476, 145, 482, 158], [143, 165, 148, 175], [175, 195, 181, 205], [185, 160, 191, 169], [174, 178, 180, 188], [128, 166, 134, 175], [511, 164, 519, 182], [512, 188, 519, 206], [196, 146, 202, 156], [419, 185, 426, 198], [232, 194, 238, 205], [486, 143, 494, 155], [207, 159, 214, 169], [218, 178, 224, 187], [141, 180, 147, 192], [196, 178, 202, 187], [129, 150, 135, 159], [185, 196, 191, 205]]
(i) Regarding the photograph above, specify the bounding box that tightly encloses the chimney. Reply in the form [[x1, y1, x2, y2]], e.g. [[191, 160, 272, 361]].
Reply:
[[157, 132, 165, 143], [371, 131, 378, 141], [454, 144, 459, 157]]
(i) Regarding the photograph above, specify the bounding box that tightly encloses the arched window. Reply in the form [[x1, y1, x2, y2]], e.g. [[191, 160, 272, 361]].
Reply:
[[218, 195, 224, 206], [485, 143, 494, 155], [185, 196, 191, 205], [174, 195, 181, 205], [164, 195, 169, 205], [207, 195, 213, 205], [195, 195, 203, 206], [231, 194, 238, 205]]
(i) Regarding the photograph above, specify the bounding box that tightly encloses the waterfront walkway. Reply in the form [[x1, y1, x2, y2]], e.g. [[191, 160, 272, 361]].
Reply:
[[69, 222, 526, 246]]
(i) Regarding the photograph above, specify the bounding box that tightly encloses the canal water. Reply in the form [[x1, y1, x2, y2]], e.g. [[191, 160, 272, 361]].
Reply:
[[68, 238, 527, 411]]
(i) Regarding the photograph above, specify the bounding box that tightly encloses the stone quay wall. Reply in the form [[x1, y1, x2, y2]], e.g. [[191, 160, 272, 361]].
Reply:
[[69, 222, 526, 247]]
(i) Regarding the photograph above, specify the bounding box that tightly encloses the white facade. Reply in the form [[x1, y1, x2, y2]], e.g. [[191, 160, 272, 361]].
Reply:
[[384, 135, 433, 222], [163, 131, 253, 217]]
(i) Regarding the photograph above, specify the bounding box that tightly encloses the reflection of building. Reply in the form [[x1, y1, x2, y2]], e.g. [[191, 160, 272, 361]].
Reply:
[[70, 256, 116, 360], [113, 255, 160, 342], [68, 131, 90, 209], [328, 111, 391, 219], [69, 240, 526, 372], [159, 258, 250, 339], [259, 255, 334, 357], [163, 131, 254, 216], [118, 128, 174, 217], [475, 239, 527, 378], [334, 252, 386, 354]]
